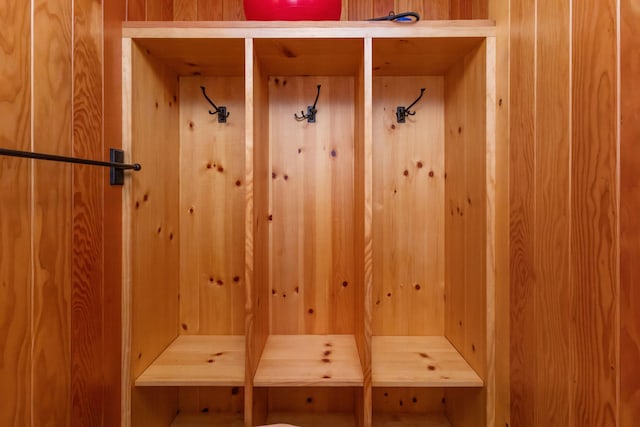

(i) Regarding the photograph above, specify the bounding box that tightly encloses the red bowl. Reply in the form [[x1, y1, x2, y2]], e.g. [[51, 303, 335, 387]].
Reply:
[[244, 0, 342, 21]]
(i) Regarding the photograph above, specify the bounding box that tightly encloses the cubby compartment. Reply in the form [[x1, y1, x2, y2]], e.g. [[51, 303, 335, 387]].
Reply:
[[123, 37, 247, 425], [370, 37, 494, 426], [122, 22, 496, 427], [247, 37, 367, 424]]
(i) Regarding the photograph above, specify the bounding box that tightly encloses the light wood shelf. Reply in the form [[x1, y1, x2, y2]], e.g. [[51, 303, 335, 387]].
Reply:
[[372, 413, 452, 427], [372, 336, 482, 387], [254, 335, 364, 387], [136, 335, 245, 386], [171, 412, 244, 427]]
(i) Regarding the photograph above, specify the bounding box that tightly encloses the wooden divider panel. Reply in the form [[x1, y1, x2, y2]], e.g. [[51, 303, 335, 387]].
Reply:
[[443, 39, 489, 427], [126, 41, 181, 426]]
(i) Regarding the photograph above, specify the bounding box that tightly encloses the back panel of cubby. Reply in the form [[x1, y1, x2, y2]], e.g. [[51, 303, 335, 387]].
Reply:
[[126, 41, 181, 426], [268, 75, 357, 335], [371, 76, 445, 336], [178, 75, 246, 335]]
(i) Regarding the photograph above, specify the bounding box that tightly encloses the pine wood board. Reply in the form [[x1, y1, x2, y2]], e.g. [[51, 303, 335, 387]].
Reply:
[[171, 412, 244, 426], [268, 76, 357, 335], [122, 21, 496, 39], [371, 76, 445, 337], [254, 335, 364, 387], [135, 335, 245, 386], [372, 413, 451, 427], [71, 0, 106, 423], [31, 0, 73, 424], [131, 38, 245, 76], [179, 75, 246, 335], [264, 412, 356, 427], [372, 37, 485, 75], [0, 0, 32, 425], [372, 336, 482, 387]]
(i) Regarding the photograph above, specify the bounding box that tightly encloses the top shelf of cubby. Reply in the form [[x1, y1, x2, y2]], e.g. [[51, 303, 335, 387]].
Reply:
[[124, 21, 494, 77], [122, 20, 496, 39]]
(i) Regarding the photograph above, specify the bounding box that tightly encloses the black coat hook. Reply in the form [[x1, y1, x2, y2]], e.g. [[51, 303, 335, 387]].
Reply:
[[294, 85, 321, 123], [200, 86, 229, 123], [396, 88, 426, 123]]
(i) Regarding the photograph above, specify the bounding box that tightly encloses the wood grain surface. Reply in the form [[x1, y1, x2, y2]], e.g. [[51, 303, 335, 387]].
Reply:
[[268, 75, 357, 335], [2, 0, 633, 425], [620, 0, 640, 424], [534, 1, 572, 425], [509, 0, 621, 426], [32, 0, 73, 425], [72, 0, 106, 423], [123, 0, 480, 21], [179, 75, 246, 335], [488, 1, 510, 427], [571, 1, 618, 425], [372, 76, 445, 336], [0, 1, 32, 426], [508, 0, 536, 425], [103, 0, 127, 424]]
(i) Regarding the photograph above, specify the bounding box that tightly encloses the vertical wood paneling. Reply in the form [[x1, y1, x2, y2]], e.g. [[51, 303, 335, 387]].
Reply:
[[348, 0, 372, 20], [488, 1, 510, 426], [103, 0, 127, 425], [620, 0, 640, 424], [419, 0, 449, 20], [197, 0, 223, 20], [395, 0, 425, 18], [450, 0, 472, 19], [571, 0, 618, 425], [373, 0, 394, 18], [147, 0, 173, 21], [510, 0, 621, 426], [72, 0, 105, 423], [32, 0, 72, 425], [535, 0, 572, 425], [509, 0, 537, 426], [223, 0, 245, 20], [173, 0, 197, 20], [128, 0, 146, 20], [0, 1, 31, 426]]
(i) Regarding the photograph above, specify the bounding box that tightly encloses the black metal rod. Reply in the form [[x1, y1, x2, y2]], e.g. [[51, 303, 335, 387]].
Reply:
[[0, 148, 141, 171]]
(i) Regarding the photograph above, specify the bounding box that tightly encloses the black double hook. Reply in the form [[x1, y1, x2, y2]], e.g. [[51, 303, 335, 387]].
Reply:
[[396, 88, 426, 123], [295, 85, 321, 123], [201, 86, 229, 123]]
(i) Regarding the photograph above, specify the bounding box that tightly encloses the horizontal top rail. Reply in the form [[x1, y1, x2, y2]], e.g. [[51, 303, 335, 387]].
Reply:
[[122, 20, 496, 39]]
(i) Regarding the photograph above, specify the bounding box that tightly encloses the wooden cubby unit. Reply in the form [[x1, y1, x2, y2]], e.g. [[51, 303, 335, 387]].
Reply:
[[122, 21, 496, 427]]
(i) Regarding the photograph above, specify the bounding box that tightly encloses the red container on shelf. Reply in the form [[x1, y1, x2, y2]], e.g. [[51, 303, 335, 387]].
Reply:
[[243, 0, 342, 21]]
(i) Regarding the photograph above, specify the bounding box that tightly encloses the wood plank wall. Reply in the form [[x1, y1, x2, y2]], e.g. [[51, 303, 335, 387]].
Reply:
[[508, 0, 638, 426], [0, 0, 126, 425], [125, 0, 487, 21]]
